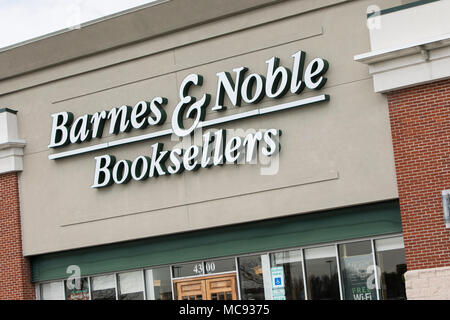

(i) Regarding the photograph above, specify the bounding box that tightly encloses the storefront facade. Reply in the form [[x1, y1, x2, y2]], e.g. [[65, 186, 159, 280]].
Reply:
[[0, 0, 447, 300], [36, 228, 406, 300]]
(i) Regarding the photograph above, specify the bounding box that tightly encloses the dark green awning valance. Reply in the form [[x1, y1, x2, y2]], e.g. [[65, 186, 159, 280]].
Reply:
[[30, 200, 402, 282]]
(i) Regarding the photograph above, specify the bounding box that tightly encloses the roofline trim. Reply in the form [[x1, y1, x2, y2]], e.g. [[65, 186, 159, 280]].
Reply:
[[0, 0, 169, 53]]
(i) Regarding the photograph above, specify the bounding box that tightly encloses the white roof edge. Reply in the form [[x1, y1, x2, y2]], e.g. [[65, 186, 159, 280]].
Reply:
[[354, 32, 450, 63], [0, 0, 169, 53]]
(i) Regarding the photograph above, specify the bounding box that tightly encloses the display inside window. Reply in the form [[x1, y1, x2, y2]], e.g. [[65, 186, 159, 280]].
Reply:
[[304, 246, 340, 300], [338, 241, 377, 300], [375, 237, 407, 300], [237, 255, 265, 300], [270, 250, 305, 300], [40, 281, 64, 300], [117, 271, 144, 300], [146, 267, 173, 300], [64, 277, 89, 300], [91, 274, 116, 300]]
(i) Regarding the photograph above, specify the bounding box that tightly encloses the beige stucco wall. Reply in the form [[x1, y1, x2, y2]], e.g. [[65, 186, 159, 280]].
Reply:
[[0, 0, 402, 256]]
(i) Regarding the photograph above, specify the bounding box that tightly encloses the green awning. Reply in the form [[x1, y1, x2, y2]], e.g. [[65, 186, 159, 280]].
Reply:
[[30, 200, 402, 282]]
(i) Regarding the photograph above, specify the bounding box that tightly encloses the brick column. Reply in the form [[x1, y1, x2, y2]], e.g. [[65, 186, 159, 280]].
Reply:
[[387, 78, 450, 299], [0, 172, 35, 299]]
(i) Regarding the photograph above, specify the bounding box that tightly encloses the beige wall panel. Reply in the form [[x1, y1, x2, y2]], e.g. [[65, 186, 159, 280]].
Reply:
[[0, 0, 401, 255], [173, 0, 374, 87], [184, 78, 398, 228], [0, 0, 286, 80], [0, 0, 349, 96], [16, 71, 177, 156]]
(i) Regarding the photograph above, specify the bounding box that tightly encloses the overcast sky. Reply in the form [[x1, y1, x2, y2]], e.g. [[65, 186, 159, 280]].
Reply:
[[0, 0, 156, 49]]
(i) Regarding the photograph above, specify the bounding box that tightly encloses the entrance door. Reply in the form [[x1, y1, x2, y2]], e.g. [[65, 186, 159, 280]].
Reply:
[[175, 278, 207, 300], [175, 274, 237, 300]]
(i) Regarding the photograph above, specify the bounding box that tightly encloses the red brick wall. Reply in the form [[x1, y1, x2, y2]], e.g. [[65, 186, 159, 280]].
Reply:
[[0, 172, 35, 300], [387, 78, 450, 271]]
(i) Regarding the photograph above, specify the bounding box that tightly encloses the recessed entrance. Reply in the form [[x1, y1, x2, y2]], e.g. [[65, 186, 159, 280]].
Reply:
[[174, 274, 238, 300]]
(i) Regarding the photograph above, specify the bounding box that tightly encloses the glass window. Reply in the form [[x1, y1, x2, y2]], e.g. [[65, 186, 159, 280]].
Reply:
[[338, 240, 377, 300], [270, 250, 305, 300], [204, 258, 236, 274], [91, 274, 116, 300], [64, 277, 90, 300], [375, 237, 407, 300], [117, 271, 144, 300], [172, 262, 204, 278], [237, 255, 265, 300], [304, 246, 340, 300], [40, 281, 64, 300], [145, 267, 173, 300]]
